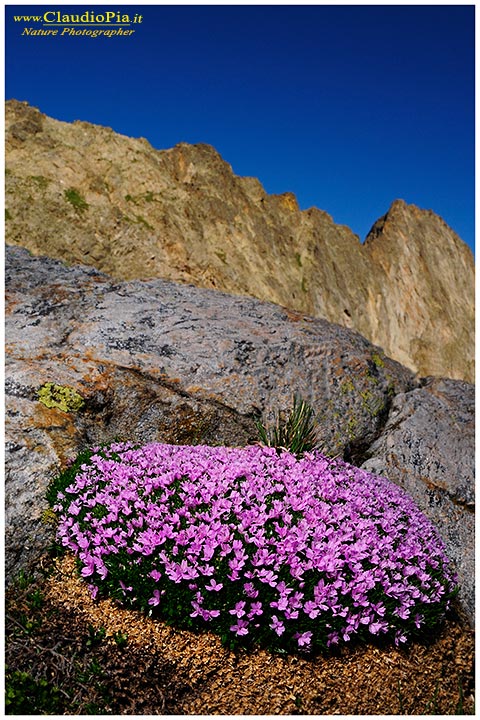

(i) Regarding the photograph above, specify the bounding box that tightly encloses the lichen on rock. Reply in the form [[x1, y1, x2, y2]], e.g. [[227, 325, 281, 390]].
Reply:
[[37, 382, 85, 413]]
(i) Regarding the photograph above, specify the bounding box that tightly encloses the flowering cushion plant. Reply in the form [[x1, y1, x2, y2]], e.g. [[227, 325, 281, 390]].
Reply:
[[47, 442, 458, 653]]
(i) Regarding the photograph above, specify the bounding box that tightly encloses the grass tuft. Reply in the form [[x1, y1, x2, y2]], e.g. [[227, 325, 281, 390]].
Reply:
[[255, 394, 320, 457]]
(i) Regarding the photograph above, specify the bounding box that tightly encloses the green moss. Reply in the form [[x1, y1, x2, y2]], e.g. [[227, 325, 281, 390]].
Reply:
[[295, 252, 302, 268], [30, 175, 50, 189], [346, 415, 358, 439], [359, 388, 373, 403], [340, 379, 355, 395], [37, 382, 85, 413], [5, 668, 63, 714], [135, 214, 154, 231], [339, 373, 386, 419], [144, 191, 155, 202], [5, 208, 12, 221], [359, 389, 385, 417], [215, 249, 227, 264], [64, 188, 89, 212]]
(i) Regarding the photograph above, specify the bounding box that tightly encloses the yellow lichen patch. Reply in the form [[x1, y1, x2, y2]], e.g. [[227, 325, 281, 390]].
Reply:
[[37, 382, 85, 413], [41, 508, 58, 526], [371, 351, 386, 368]]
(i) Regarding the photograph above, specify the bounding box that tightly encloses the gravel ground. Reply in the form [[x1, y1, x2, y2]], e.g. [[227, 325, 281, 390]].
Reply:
[[5, 553, 475, 715]]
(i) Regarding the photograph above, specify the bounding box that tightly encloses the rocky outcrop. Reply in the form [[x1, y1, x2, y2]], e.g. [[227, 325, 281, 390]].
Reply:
[[5, 99, 474, 382], [5, 246, 474, 624], [362, 378, 474, 625], [363, 203, 474, 380]]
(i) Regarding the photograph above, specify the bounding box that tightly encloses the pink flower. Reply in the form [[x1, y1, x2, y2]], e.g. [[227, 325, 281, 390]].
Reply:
[[230, 619, 249, 636], [80, 554, 95, 577], [413, 613, 424, 629], [270, 593, 289, 612], [148, 589, 164, 607], [394, 605, 411, 620], [270, 615, 285, 636], [257, 568, 278, 586], [370, 601, 386, 617], [295, 631, 312, 647], [190, 601, 203, 618], [169, 559, 197, 583], [229, 601, 246, 618], [303, 601, 319, 619], [243, 582, 259, 598], [369, 620, 389, 635], [248, 602, 263, 619], [228, 556, 246, 573], [202, 544, 215, 561], [327, 631, 340, 646], [205, 579, 223, 592]]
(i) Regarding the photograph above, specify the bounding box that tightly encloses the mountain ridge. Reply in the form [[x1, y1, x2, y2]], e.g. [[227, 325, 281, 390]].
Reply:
[[5, 99, 474, 382]]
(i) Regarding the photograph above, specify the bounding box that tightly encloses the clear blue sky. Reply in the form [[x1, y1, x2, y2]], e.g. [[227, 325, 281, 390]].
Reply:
[[5, 4, 475, 252]]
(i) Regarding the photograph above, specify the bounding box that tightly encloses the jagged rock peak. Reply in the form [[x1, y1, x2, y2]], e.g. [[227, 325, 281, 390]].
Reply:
[[5, 100, 474, 382]]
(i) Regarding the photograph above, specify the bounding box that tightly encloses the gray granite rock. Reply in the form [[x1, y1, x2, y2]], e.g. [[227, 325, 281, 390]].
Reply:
[[5, 245, 473, 625], [362, 377, 474, 624]]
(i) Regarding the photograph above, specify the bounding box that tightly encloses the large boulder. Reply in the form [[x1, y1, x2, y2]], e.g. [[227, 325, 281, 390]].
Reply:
[[5, 245, 473, 625]]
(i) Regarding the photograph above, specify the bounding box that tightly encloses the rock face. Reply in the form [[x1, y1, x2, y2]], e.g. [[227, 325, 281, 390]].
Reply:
[[5, 99, 474, 382], [362, 377, 474, 626], [5, 245, 474, 624]]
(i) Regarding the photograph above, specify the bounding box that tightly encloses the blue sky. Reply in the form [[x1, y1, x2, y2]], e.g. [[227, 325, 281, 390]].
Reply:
[[5, 4, 475, 252]]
